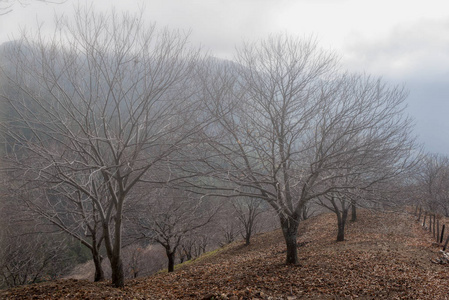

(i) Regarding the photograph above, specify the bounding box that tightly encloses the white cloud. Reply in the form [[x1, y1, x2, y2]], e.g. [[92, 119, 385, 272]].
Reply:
[[342, 18, 449, 78]]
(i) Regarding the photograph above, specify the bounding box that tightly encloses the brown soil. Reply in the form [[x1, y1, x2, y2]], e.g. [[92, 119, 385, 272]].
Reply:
[[2, 209, 448, 299]]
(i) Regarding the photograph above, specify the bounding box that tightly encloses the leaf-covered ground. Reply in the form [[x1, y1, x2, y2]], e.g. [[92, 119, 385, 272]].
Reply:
[[2, 209, 448, 299]]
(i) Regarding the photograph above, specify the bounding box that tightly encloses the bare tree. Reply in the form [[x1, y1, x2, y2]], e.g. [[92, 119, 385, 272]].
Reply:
[[316, 191, 360, 241], [122, 244, 144, 279], [313, 72, 419, 241], [416, 154, 449, 215], [177, 234, 209, 262], [232, 197, 265, 245], [0, 155, 107, 282], [194, 35, 336, 264], [195, 35, 416, 264], [0, 230, 70, 288], [0, 6, 204, 287], [19, 187, 106, 281], [137, 188, 216, 272], [218, 217, 240, 246], [0, 187, 76, 288]]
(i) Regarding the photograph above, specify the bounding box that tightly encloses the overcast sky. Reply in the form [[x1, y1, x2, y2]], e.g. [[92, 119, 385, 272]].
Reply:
[[1, 0, 448, 154]]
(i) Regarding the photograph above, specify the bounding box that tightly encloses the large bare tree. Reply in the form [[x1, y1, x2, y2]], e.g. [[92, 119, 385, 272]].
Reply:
[[193, 36, 337, 264], [195, 35, 416, 264], [0, 6, 204, 287], [312, 73, 418, 241]]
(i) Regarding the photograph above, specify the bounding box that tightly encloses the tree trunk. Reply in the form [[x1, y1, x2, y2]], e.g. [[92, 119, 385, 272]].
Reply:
[[110, 255, 124, 287], [245, 234, 251, 246], [92, 251, 104, 282], [337, 209, 349, 242], [91, 232, 105, 282], [111, 202, 125, 287], [280, 215, 300, 265], [244, 224, 252, 245], [102, 206, 125, 288], [350, 200, 357, 222], [167, 250, 175, 272], [337, 219, 345, 241], [301, 205, 309, 220]]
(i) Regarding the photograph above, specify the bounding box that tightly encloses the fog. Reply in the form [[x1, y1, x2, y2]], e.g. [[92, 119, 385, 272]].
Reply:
[[1, 0, 448, 154]]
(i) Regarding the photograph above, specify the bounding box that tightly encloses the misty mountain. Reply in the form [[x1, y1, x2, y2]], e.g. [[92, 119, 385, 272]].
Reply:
[[1, 40, 447, 156]]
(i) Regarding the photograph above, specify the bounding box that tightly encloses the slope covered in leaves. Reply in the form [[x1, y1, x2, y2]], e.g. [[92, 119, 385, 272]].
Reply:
[[2, 210, 448, 299]]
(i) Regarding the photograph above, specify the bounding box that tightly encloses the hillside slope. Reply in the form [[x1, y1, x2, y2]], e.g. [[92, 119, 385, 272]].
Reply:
[[2, 210, 448, 299]]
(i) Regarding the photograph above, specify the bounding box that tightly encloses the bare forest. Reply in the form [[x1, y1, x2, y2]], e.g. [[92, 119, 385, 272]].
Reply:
[[1, 5, 446, 293]]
